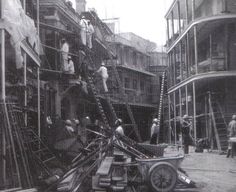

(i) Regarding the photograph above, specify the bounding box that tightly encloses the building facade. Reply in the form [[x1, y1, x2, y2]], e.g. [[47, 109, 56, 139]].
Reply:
[[165, 0, 236, 151]]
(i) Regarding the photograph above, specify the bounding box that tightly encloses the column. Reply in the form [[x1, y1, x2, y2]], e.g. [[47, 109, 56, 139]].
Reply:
[[37, 68, 41, 138], [168, 94, 171, 144], [193, 81, 197, 144], [194, 25, 198, 74], [173, 91, 177, 144], [177, 0, 181, 33], [185, 0, 189, 24]]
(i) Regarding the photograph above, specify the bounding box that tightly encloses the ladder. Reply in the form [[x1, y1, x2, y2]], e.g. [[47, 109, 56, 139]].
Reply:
[[86, 76, 110, 128], [84, 12, 141, 141], [0, 101, 33, 189], [153, 71, 166, 138], [208, 93, 228, 152], [110, 62, 142, 142], [8, 104, 62, 177]]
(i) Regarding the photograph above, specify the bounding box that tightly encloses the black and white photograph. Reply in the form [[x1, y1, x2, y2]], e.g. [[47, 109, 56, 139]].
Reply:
[[0, 0, 236, 191]]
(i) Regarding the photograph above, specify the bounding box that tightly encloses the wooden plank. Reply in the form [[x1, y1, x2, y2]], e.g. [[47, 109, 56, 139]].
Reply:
[[96, 157, 114, 176]]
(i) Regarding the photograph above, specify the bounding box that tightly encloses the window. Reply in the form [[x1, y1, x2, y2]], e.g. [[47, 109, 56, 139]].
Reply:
[[140, 81, 145, 91], [124, 77, 130, 88], [133, 79, 137, 89]]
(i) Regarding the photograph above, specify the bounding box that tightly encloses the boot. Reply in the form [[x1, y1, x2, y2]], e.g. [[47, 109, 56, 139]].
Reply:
[[226, 149, 231, 158]]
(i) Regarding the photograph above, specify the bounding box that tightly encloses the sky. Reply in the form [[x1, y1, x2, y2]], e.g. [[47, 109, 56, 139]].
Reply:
[[71, 0, 173, 46]]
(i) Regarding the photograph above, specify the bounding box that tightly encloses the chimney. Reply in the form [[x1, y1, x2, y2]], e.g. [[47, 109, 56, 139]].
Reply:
[[75, 0, 86, 14]]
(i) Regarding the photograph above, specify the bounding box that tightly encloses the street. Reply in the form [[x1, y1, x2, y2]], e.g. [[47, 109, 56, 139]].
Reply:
[[181, 148, 236, 192]]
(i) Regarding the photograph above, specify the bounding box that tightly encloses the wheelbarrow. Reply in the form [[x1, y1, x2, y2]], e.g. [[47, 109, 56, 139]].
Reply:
[[136, 154, 184, 192]]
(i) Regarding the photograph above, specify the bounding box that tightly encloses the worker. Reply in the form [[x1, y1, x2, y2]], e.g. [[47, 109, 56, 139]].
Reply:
[[87, 20, 94, 49], [181, 114, 193, 155], [150, 118, 159, 144], [60, 38, 69, 71], [66, 55, 75, 74], [65, 119, 75, 136], [227, 114, 236, 158], [115, 118, 124, 136], [80, 16, 87, 46], [95, 61, 109, 93]]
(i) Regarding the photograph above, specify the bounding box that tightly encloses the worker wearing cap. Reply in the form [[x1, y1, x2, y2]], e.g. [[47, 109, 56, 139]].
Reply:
[[95, 61, 109, 93], [65, 119, 75, 136], [66, 55, 75, 74], [150, 118, 159, 144], [115, 118, 124, 136], [227, 114, 236, 158], [80, 16, 87, 46], [87, 20, 94, 49], [181, 114, 193, 154], [60, 38, 69, 71]]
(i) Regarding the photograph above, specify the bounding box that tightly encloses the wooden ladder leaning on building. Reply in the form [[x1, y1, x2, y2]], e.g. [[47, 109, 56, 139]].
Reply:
[[152, 71, 167, 142], [95, 17, 141, 142], [86, 75, 117, 128], [6, 103, 63, 178], [208, 92, 228, 152]]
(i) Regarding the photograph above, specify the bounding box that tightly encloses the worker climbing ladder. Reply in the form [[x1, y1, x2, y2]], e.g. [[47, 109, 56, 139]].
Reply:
[[153, 71, 167, 129], [90, 12, 141, 141]]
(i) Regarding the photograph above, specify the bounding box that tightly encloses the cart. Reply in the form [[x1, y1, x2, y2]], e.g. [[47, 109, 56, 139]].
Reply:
[[111, 136, 186, 192], [136, 155, 184, 192]]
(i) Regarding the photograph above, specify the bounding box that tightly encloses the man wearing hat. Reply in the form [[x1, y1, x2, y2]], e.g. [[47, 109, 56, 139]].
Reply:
[[150, 118, 159, 144], [227, 114, 236, 158], [87, 20, 94, 49], [181, 114, 193, 154], [66, 55, 75, 74], [95, 61, 109, 92]]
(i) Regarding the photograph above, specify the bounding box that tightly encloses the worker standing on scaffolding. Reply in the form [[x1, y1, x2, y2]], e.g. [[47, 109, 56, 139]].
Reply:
[[60, 38, 69, 71], [87, 20, 95, 49], [95, 61, 109, 93], [66, 55, 75, 74], [80, 16, 87, 46]]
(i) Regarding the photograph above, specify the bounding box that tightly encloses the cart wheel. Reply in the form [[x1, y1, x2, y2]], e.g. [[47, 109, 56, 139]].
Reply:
[[148, 162, 177, 192]]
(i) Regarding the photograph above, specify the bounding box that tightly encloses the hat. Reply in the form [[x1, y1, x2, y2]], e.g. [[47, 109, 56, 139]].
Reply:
[[101, 62, 105, 66], [65, 119, 72, 126], [183, 114, 190, 119], [115, 118, 122, 125], [232, 115, 236, 120], [74, 119, 80, 124], [153, 118, 158, 123], [68, 55, 71, 59]]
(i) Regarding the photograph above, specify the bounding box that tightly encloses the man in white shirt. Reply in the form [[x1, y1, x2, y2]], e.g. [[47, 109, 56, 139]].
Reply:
[[87, 21, 95, 49], [95, 62, 109, 92], [66, 55, 75, 74], [60, 39, 69, 71], [80, 16, 87, 46]]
